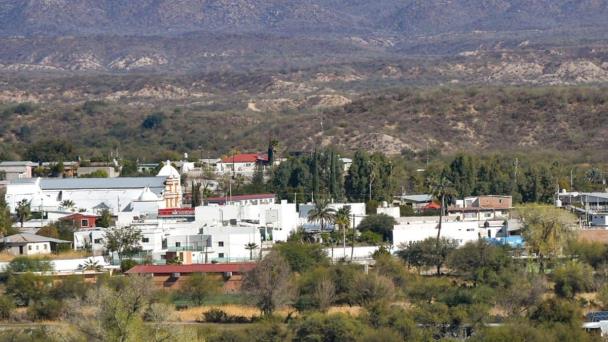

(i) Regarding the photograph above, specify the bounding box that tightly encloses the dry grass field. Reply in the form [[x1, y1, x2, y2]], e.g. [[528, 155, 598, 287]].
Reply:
[[174, 305, 362, 322]]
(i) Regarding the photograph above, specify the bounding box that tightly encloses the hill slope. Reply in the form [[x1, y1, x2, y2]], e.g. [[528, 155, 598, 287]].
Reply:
[[1, 0, 608, 36]]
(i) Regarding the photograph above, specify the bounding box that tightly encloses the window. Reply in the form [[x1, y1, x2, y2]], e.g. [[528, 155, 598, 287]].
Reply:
[[218, 241, 224, 247], [142, 237, 149, 243], [81, 219, 89, 227], [94, 238, 102, 244], [36, 245, 39, 250], [44, 245, 47, 250], [28, 245, 32, 250], [218, 253, 225, 258], [175, 242, 181, 247]]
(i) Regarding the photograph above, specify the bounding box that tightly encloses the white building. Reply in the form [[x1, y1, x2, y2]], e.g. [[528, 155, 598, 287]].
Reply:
[[299, 202, 367, 229], [196, 200, 298, 242], [5, 161, 183, 215], [393, 216, 504, 247], [216, 153, 268, 178]]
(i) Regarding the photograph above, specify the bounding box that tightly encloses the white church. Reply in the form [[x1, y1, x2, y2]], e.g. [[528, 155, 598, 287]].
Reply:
[[4, 161, 182, 215]]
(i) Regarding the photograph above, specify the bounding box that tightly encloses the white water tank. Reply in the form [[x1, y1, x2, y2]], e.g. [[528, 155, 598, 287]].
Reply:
[[555, 198, 562, 208]]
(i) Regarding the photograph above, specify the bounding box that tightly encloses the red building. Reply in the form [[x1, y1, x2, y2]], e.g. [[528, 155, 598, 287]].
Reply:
[[60, 213, 98, 228]]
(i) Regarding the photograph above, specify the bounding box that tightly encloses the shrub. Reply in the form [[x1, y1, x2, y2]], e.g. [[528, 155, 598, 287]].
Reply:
[[200, 308, 251, 323], [120, 259, 138, 273], [179, 273, 221, 305], [0, 296, 15, 320], [552, 261, 593, 299], [6, 256, 53, 273], [27, 299, 63, 321]]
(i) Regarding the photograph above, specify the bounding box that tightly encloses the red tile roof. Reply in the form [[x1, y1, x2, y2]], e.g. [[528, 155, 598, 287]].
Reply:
[[125, 263, 256, 274], [221, 153, 268, 163]]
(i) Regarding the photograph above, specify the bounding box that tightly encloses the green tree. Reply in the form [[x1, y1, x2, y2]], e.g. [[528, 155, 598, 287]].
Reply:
[[274, 241, 329, 273], [447, 240, 512, 286], [179, 273, 222, 305], [0, 296, 15, 320], [16, 199, 31, 228], [67, 275, 162, 341], [242, 251, 295, 316], [0, 193, 16, 237], [335, 206, 351, 258], [293, 313, 364, 342], [97, 208, 113, 228], [307, 199, 336, 232], [552, 260, 593, 299], [104, 226, 143, 261], [528, 297, 581, 327], [357, 214, 397, 243], [397, 237, 457, 276], [518, 205, 577, 272], [6, 256, 53, 273], [351, 272, 395, 307], [5, 273, 52, 306]]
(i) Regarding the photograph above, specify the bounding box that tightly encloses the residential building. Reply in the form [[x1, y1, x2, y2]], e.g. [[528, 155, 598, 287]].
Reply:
[[1, 233, 70, 256], [60, 213, 98, 229], [393, 194, 433, 212], [216, 153, 268, 178], [393, 216, 505, 247], [447, 195, 512, 221], [0, 161, 37, 180]]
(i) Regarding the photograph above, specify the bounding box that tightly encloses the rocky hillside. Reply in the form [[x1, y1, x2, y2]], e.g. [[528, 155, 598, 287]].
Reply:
[[1, 0, 608, 36]]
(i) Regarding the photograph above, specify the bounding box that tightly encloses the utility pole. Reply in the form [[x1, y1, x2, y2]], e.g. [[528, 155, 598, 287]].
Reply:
[[570, 168, 574, 191], [351, 213, 356, 261]]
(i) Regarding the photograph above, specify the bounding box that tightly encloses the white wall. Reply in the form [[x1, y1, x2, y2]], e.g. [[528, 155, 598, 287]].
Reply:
[[393, 218, 502, 247]]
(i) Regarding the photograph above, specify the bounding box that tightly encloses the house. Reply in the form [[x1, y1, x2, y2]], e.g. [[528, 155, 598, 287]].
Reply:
[[0, 161, 37, 180], [217, 153, 268, 178], [1, 233, 71, 256], [448, 195, 512, 221], [125, 263, 256, 291], [60, 213, 98, 229], [393, 194, 433, 212], [205, 193, 276, 206], [393, 216, 505, 247]]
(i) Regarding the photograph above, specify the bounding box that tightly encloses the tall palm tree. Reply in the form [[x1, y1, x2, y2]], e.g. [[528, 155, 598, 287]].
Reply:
[[335, 206, 351, 259], [307, 199, 336, 232], [428, 176, 455, 243], [16, 199, 31, 228], [245, 242, 259, 260]]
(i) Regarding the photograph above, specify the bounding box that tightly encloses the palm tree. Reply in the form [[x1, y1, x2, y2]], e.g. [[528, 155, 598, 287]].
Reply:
[[16, 199, 31, 228], [428, 175, 455, 245], [60, 199, 76, 212], [335, 206, 351, 259], [78, 258, 103, 272], [307, 199, 336, 232], [245, 242, 259, 260]]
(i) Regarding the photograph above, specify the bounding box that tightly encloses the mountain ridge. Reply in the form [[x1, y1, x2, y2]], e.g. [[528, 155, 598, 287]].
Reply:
[[1, 0, 608, 37]]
